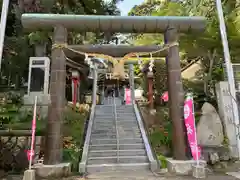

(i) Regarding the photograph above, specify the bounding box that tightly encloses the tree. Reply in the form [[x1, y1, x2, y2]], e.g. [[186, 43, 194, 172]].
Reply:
[[1, 0, 123, 87], [129, 0, 240, 104]]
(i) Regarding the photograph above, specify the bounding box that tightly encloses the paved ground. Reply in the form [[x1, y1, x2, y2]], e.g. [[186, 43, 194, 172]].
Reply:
[[3, 165, 240, 180], [85, 171, 238, 180], [3, 173, 239, 180]]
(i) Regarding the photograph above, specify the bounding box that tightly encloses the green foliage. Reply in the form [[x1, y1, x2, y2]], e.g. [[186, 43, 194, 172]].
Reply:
[[0, 92, 24, 129], [150, 125, 172, 149], [63, 148, 80, 171], [64, 108, 87, 145], [129, 0, 239, 110], [149, 108, 173, 152], [182, 79, 218, 109], [28, 31, 49, 45], [153, 60, 167, 103], [158, 154, 167, 168], [63, 107, 89, 171], [2, 0, 122, 86]]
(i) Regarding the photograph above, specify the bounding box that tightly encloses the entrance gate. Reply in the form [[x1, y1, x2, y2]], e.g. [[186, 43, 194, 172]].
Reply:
[[21, 14, 206, 166]]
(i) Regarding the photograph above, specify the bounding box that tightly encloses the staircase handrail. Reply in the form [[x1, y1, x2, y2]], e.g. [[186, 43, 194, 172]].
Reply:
[[133, 102, 158, 172], [135, 102, 161, 168], [79, 103, 96, 173], [113, 92, 119, 162]]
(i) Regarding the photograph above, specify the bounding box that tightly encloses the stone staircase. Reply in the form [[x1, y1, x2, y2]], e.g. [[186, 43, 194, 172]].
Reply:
[[80, 97, 157, 173]]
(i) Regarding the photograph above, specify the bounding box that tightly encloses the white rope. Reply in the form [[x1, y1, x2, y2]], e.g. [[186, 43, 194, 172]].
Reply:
[[149, 53, 154, 72], [137, 54, 144, 70]]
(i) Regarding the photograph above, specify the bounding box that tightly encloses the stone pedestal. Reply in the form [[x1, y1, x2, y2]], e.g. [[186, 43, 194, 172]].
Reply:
[[32, 163, 71, 178], [192, 164, 206, 178], [167, 158, 206, 176]]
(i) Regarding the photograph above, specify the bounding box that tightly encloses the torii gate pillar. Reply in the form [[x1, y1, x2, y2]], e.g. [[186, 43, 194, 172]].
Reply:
[[164, 27, 187, 160], [44, 25, 67, 164]]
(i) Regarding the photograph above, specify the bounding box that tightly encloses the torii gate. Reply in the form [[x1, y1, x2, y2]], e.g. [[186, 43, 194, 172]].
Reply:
[[21, 14, 206, 165]]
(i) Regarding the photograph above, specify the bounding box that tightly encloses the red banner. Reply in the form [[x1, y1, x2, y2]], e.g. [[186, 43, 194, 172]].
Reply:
[[184, 94, 201, 161], [125, 88, 131, 104]]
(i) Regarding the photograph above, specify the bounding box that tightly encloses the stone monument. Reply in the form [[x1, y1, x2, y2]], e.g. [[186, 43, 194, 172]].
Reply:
[[197, 102, 224, 146], [216, 81, 239, 158], [23, 57, 50, 118]]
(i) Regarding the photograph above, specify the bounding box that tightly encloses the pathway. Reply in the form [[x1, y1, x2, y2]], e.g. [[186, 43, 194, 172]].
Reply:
[[4, 170, 239, 180], [5, 173, 238, 180], [85, 171, 237, 180]]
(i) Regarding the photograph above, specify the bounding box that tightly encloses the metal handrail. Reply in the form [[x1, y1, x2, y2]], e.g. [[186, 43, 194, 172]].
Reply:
[[79, 103, 96, 173], [133, 102, 158, 172], [135, 102, 161, 168], [113, 90, 119, 162]]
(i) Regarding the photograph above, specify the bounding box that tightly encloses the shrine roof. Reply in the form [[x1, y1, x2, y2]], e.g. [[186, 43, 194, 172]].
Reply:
[[21, 14, 206, 33]]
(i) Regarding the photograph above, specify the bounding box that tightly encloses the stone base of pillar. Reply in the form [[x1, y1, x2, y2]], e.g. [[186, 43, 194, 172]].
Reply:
[[23, 169, 36, 180], [192, 164, 206, 178], [32, 163, 71, 178], [23, 93, 50, 119], [166, 158, 206, 176]]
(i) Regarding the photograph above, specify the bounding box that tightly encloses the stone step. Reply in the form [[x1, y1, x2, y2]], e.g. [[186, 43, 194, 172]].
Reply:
[[89, 144, 145, 151], [94, 116, 136, 119], [93, 125, 139, 128], [88, 149, 146, 157], [96, 107, 133, 110], [116, 108, 134, 110], [95, 110, 134, 113], [92, 126, 140, 129], [92, 124, 138, 128], [94, 120, 137, 123], [86, 163, 149, 173], [87, 156, 148, 164], [92, 129, 141, 134], [94, 117, 136, 120], [91, 135, 117, 139], [90, 138, 143, 145], [94, 118, 136, 121], [91, 132, 141, 136], [91, 134, 141, 139], [91, 130, 141, 134], [93, 123, 138, 127], [92, 126, 116, 129], [95, 113, 134, 115], [91, 130, 116, 133], [91, 129, 116, 133]]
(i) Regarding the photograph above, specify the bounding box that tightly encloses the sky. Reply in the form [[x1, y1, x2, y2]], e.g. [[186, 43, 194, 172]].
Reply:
[[117, 0, 145, 15]]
